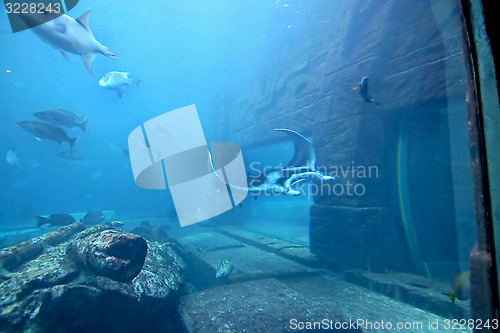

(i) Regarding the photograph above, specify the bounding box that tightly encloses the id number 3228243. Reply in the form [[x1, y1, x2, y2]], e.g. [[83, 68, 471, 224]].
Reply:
[[5, 2, 61, 14]]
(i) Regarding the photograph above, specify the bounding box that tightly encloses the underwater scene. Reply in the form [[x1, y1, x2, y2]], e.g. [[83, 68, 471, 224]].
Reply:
[[0, 0, 496, 332]]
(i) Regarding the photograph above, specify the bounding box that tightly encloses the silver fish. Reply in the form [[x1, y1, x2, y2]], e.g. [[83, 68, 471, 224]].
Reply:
[[216, 260, 233, 278], [33, 108, 90, 133], [16, 120, 78, 149], [57, 149, 87, 160], [99, 71, 141, 98], [6, 149, 19, 167], [21, 10, 117, 74]]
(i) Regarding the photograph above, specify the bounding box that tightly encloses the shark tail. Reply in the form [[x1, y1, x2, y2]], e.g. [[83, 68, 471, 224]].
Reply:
[[69, 137, 79, 150], [35, 216, 48, 227], [80, 119, 91, 133]]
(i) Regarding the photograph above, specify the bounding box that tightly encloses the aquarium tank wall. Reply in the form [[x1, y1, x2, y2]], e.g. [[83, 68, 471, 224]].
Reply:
[[0, 0, 499, 332]]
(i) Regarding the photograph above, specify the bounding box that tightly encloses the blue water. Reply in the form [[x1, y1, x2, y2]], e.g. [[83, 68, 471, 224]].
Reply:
[[0, 0, 478, 274], [0, 0, 337, 226], [0, 1, 489, 331]]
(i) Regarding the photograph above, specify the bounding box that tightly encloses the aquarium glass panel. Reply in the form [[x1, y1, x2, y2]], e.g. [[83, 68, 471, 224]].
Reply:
[[0, 0, 497, 332]]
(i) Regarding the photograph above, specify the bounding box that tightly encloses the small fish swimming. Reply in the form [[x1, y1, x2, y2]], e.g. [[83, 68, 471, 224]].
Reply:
[[355, 76, 380, 105], [99, 71, 141, 98], [216, 260, 233, 278], [16, 120, 78, 149], [81, 208, 105, 225], [445, 271, 470, 304], [20, 10, 117, 74], [6, 149, 19, 167], [57, 149, 87, 160], [35, 213, 76, 227], [33, 108, 90, 133]]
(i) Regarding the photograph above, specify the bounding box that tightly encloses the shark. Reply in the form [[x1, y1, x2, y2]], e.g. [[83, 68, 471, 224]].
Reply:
[[16, 120, 79, 149], [245, 129, 334, 196], [22, 10, 117, 74]]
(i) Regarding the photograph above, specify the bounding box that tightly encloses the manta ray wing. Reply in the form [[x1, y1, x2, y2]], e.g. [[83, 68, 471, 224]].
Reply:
[[222, 129, 322, 196], [274, 128, 316, 170]]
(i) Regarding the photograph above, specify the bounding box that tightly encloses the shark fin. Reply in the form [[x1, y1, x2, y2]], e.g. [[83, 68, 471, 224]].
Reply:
[[61, 50, 69, 61], [80, 119, 90, 133], [117, 88, 123, 98], [69, 137, 79, 150], [76, 10, 93, 33], [81, 53, 96, 74]]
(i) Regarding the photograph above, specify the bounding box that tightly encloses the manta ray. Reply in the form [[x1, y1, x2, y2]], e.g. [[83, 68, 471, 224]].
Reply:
[[246, 129, 334, 196]]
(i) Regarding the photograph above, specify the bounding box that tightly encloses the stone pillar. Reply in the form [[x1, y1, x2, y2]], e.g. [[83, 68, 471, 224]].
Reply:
[[309, 112, 414, 273], [308, 0, 457, 274]]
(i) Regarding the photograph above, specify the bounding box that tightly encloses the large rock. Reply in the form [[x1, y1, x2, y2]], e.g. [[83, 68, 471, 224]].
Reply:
[[0, 222, 85, 274], [0, 226, 185, 332], [178, 278, 363, 333], [67, 229, 148, 282]]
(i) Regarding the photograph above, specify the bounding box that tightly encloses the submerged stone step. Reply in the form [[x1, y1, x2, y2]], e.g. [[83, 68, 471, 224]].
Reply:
[[217, 226, 323, 267], [169, 226, 245, 253], [168, 226, 318, 289], [344, 270, 471, 320], [178, 278, 363, 333], [280, 274, 471, 333], [205, 245, 317, 283]]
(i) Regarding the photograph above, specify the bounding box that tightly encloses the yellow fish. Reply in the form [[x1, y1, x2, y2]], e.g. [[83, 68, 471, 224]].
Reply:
[[445, 271, 470, 303]]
